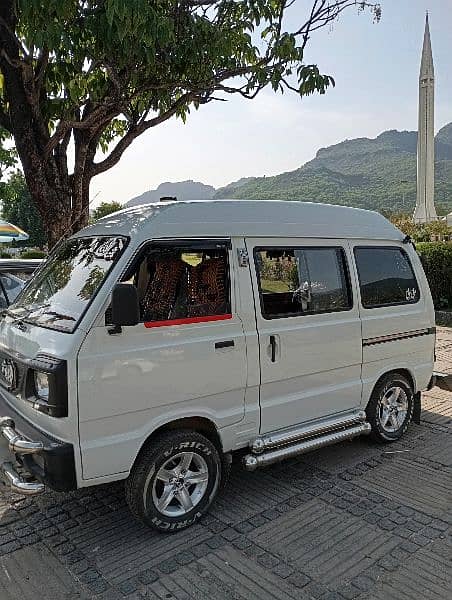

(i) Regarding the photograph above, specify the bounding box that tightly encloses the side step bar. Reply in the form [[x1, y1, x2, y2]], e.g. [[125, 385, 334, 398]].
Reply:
[[250, 410, 368, 454], [432, 371, 452, 392], [244, 411, 371, 471]]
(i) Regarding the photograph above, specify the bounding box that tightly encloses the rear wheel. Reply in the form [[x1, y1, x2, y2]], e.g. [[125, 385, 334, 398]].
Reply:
[[125, 430, 221, 532], [366, 373, 414, 443]]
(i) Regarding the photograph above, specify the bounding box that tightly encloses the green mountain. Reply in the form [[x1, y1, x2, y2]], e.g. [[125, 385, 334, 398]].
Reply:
[[215, 122, 452, 214]]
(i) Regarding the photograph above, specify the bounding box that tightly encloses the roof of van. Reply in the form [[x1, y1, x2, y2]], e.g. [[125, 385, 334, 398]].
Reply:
[[79, 200, 404, 242]]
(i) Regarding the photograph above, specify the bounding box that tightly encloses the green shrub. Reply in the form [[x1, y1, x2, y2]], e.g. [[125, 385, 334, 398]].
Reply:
[[416, 242, 452, 309], [0, 252, 11, 258], [19, 250, 47, 259]]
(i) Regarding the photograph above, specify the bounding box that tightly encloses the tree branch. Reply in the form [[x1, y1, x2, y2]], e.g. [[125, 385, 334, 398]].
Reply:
[[91, 93, 194, 177], [184, 1, 219, 5], [0, 15, 30, 62], [42, 103, 118, 158], [34, 46, 49, 88]]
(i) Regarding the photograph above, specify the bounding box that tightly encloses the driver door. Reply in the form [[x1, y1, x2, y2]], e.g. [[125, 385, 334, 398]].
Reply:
[[77, 239, 248, 480]]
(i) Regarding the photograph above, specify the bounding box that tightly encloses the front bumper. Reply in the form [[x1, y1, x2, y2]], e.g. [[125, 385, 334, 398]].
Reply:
[[0, 392, 76, 495]]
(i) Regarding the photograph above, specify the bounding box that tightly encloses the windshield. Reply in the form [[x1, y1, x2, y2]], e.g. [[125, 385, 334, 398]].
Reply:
[[10, 236, 127, 332]]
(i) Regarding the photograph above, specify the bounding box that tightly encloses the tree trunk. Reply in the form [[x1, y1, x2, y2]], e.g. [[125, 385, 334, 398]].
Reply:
[[27, 176, 91, 250], [70, 179, 91, 236], [0, 2, 69, 248], [24, 176, 72, 249], [0, 1, 93, 249]]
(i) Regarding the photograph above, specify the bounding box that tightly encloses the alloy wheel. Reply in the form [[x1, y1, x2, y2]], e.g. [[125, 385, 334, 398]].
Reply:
[[151, 451, 209, 517], [378, 386, 408, 433]]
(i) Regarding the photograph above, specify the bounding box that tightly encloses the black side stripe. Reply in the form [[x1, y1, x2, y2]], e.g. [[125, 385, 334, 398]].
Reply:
[[363, 327, 436, 347]]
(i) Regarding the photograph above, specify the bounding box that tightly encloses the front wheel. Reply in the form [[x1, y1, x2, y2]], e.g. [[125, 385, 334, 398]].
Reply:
[[125, 430, 221, 532], [366, 373, 414, 443]]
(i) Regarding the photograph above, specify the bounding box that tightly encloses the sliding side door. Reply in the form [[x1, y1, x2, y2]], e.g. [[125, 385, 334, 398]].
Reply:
[[247, 238, 362, 434]]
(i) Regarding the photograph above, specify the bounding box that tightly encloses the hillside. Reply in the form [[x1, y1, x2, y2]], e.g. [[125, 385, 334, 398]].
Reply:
[[215, 122, 452, 214], [126, 180, 214, 207]]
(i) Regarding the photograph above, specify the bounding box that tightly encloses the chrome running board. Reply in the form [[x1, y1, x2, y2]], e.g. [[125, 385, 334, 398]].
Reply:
[[250, 410, 368, 454], [244, 411, 371, 471]]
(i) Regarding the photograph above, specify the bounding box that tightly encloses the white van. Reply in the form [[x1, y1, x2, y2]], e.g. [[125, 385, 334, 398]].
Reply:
[[0, 201, 438, 531]]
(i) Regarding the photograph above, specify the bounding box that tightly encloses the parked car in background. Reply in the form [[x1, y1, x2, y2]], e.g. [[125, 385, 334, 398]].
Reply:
[[0, 259, 43, 308]]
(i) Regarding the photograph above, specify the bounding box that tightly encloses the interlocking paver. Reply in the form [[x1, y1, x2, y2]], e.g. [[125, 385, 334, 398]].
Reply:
[[367, 542, 452, 599], [0, 328, 451, 598], [0, 543, 90, 599]]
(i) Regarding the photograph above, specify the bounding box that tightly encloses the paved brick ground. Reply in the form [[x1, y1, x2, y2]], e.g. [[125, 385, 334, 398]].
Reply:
[[1, 329, 451, 599]]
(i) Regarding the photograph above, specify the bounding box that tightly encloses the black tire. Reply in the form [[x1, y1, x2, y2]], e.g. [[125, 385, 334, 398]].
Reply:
[[125, 430, 222, 532], [366, 373, 414, 443]]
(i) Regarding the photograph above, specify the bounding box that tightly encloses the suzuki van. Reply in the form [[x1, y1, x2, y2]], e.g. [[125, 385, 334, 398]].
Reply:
[[0, 201, 437, 531]]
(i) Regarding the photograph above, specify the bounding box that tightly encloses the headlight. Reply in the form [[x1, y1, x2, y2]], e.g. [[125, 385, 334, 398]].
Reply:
[[34, 371, 50, 401]]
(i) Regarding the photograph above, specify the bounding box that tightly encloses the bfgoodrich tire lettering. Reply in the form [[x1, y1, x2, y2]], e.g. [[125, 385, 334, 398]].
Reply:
[[125, 430, 221, 532], [366, 373, 414, 443]]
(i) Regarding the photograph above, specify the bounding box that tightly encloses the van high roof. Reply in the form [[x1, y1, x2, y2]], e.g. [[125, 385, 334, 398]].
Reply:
[[80, 200, 404, 242]]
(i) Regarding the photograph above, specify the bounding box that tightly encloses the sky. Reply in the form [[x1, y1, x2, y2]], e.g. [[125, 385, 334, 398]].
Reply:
[[90, 0, 452, 207]]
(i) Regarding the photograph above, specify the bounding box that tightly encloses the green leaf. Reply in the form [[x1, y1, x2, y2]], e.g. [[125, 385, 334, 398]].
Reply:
[[2, 0, 382, 237]]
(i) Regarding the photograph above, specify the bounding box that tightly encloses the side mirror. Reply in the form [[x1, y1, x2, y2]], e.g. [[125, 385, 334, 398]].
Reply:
[[110, 283, 140, 329]]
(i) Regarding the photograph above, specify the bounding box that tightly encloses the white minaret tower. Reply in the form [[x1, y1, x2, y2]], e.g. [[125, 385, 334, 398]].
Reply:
[[413, 13, 437, 223]]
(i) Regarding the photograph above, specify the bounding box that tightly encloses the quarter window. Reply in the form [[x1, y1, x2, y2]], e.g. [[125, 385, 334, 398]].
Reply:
[[0, 273, 27, 304], [124, 243, 231, 324], [254, 247, 352, 319], [0, 285, 7, 309], [354, 247, 419, 308]]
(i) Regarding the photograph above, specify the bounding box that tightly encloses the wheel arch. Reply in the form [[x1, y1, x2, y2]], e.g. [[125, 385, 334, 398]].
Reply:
[[366, 367, 416, 405], [131, 416, 224, 470], [383, 368, 416, 392], [365, 367, 420, 422], [365, 367, 421, 443]]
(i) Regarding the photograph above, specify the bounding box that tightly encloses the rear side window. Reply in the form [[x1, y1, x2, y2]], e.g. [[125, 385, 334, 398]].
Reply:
[[254, 247, 352, 319], [354, 247, 419, 308]]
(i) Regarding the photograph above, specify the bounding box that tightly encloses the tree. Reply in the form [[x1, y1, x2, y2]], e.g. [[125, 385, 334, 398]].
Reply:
[[0, 125, 17, 201], [0, 127, 15, 173], [91, 200, 122, 221], [0, 1, 381, 247], [1, 171, 47, 247], [388, 213, 452, 243]]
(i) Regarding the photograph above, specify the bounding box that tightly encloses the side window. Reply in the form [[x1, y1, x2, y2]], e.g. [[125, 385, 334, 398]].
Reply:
[[254, 247, 352, 319], [0, 273, 25, 305], [4, 269, 35, 282], [124, 243, 231, 324], [354, 247, 420, 308], [0, 283, 8, 309]]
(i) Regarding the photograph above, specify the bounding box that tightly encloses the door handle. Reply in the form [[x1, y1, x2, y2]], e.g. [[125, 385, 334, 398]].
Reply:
[[215, 340, 235, 349], [269, 335, 277, 362]]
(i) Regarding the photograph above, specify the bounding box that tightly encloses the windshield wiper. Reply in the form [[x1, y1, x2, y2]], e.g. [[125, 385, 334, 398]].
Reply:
[[39, 311, 76, 322], [3, 307, 26, 320], [24, 310, 76, 325]]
